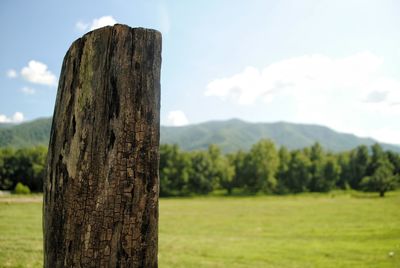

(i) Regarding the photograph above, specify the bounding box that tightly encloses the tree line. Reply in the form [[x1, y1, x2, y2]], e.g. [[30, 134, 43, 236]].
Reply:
[[160, 140, 399, 197], [0, 140, 399, 196], [0, 146, 47, 193]]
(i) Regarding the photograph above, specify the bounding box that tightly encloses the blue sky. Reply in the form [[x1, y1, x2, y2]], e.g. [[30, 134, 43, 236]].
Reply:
[[1, 0, 399, 144]]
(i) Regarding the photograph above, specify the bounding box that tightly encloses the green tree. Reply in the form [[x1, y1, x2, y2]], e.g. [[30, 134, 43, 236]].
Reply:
[[285, 150, 312, 193], [0, 148, 16, 190], [229, 150, 248, 191], [25, 146, 47, 191], [336, 152, 351, 189], [276, 146, 291, 194], [361, 159, 397, 197], [188, 150, 216, 194], [308, 143, 327, 192], [366, 143, 385, 176], [0, 146, 47, 192], [322, 156, 341, 191], [386, 151, 400, 175], [159, 144, 191, 196], [208, 145, 235, 194], [16, 147, 47, 192], [245, 139, 279, 193], [348, 145, 369, 189]]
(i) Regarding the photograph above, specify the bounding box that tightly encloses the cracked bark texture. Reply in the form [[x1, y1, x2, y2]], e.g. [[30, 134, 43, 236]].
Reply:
[[43, 24, 161, 268]]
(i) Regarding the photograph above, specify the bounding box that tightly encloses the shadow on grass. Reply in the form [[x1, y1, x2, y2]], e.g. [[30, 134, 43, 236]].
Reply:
[[350, 192, 391, 199]]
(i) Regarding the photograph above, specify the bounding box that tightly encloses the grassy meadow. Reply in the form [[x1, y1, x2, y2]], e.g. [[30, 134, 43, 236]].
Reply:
[[0, 192, 399, 267]]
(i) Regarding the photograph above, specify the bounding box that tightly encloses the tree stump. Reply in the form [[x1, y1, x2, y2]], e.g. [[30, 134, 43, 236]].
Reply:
[[43, 24, 161, 268]]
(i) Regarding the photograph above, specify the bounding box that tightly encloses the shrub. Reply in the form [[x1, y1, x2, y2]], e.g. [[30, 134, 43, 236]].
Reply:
[[13, 182, 31, 195]]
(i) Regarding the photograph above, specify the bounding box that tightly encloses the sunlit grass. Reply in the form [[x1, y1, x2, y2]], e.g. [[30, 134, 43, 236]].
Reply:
[[0, 201, 42, 268], [1, 191, 399, 267]]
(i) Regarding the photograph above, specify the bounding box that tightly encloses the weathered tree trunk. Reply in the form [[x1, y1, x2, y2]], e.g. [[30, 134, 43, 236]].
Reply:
[[43, 24, 161, 268]]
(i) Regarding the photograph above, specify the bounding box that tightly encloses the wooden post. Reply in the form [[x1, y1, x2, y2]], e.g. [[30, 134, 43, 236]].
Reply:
[[43, 24, 161, 267]]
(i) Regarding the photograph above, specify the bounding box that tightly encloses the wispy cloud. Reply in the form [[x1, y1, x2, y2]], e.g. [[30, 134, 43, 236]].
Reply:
[[167, 110, 189, 126], [205, 51, 392, 105], [76, 16, 117, 32], [75, 21, 89, 32], [6, 69, 17, 78], [0, 112, 24, 123], [205, 51, 400, 144], [21, 60, 57, 86], [205, 51, 400, 112], [20, 87, 36, 95], [364, 90, 388, 103]]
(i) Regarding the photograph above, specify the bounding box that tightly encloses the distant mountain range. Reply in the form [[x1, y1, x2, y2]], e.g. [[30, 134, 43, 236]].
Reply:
[[0, 118, 52, 148], [0, 117, 399, 153]]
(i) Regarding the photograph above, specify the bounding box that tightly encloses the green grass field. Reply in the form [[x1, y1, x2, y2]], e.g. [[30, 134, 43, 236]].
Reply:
[[0, 192, 399, 267]]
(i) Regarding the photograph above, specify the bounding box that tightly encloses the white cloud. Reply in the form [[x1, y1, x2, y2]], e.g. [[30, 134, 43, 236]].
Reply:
[[76, 16, 117, 32], [205, 51, 400, 119], [167, 110, 189, 126], [12, 112, 24, 123], [205, 51, 400, 144], [6, 69, 17, 78], [0, 112, 24, 123], [21, 60, 57, 86], [206, 51, 389, 105], [364, 90, 388, 103], [20, 87, 36, 95], [75, 21, 89, 32], [206, 66, 268, 105], [90, 16, 117, 31]]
